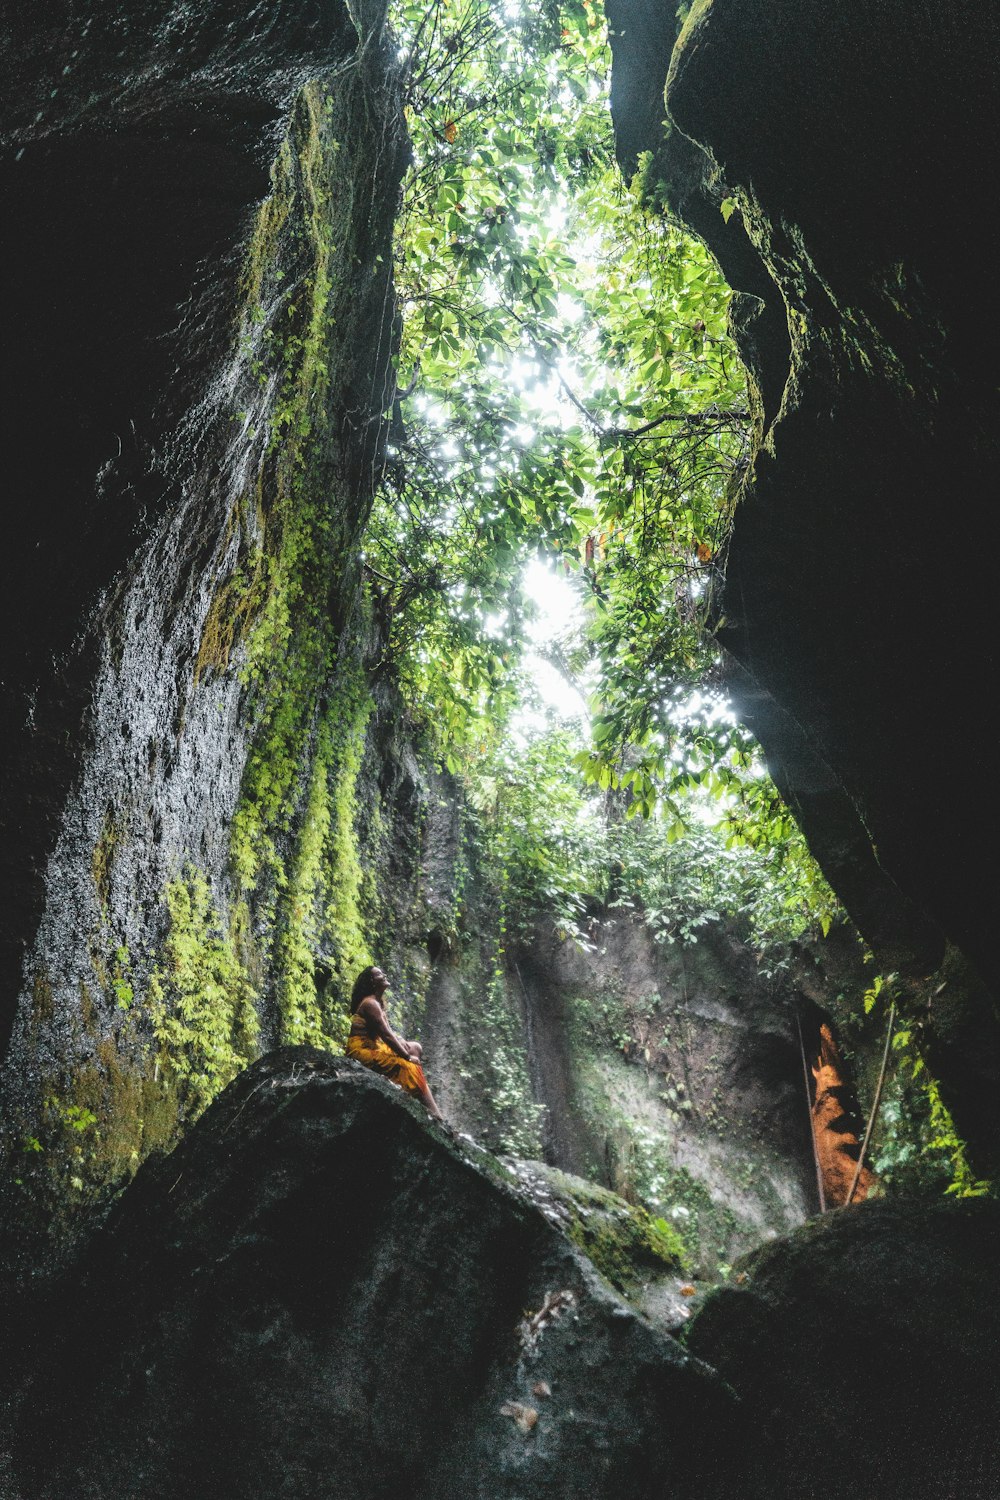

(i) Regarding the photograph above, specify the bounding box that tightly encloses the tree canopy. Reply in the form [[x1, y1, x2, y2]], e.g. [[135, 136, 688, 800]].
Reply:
[[363, 0, 838, 948]]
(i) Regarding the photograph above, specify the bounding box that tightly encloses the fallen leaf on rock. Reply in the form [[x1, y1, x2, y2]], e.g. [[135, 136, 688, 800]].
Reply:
[[532, 1381, 552, 1400], [500, 1402, 538, 1434]]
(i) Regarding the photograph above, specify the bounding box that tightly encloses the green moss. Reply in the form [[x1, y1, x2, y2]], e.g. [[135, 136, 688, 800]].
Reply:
[[560, 1183, 687, 1288], [91, 809, 120, 913], [243, 137, 297, 317], [506, 1162, 686, 1292], [221, 76, 397, 1050], [149, 868, 260, 1120], [194, 488, 269, 685], [50, 1034, 181, 1192], [320, 681, 375, 997], [1, 987, 184, 1258], [109, 946, 134, 1011], [276, 663, 374, 1044], [8, 865, 260, 1239], [673, 0, 712, 54]]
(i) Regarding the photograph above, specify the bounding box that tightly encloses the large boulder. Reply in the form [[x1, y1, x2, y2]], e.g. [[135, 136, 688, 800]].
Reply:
[[8, 1048, 736, 1499], [8, 1052, 996, 1497], [685, 1197, 1000, 1498]]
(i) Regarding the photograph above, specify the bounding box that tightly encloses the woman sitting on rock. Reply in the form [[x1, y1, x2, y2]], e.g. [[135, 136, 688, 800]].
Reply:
[[346, 965, 445, 1122]]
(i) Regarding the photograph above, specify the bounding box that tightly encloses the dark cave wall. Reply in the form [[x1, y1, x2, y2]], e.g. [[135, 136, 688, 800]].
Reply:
[[1, 0, 359, 1052], [0, 0, 410, 1262], [608, 0, 1000, 1165]]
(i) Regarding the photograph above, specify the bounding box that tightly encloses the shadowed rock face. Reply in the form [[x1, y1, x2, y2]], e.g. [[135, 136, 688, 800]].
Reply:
[[608, 0, 1000, 1162], [685, 1198, 1000, 1499], [10, 1051, 997, 1499], [0, 0, 410, 1260], [0, 0, 399, 1059], [508, 917, 820, 1270], [8, 1048, 737, 1500]]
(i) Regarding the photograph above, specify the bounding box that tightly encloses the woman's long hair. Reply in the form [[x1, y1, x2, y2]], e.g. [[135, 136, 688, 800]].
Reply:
[[351, 966, 381, 1011]]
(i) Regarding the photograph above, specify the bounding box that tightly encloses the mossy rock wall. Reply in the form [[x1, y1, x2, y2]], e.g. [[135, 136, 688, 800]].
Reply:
[[512, 915, 821, 1277], [408, 873, 882, 1280], [0, 0, 410, 1271]]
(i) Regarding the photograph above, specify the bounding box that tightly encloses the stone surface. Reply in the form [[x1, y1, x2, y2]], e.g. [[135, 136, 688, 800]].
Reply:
[[411, 891, 882, 1280], [8, 1053, 994, 1498], [0, 0, 409, 1262], [509, 915, 824, 1273], [7, 1047, 736, 1500], [500, 1157, 697, 1332], [0, 0, 361, 1057], [685, 1198, 1000, 1497]]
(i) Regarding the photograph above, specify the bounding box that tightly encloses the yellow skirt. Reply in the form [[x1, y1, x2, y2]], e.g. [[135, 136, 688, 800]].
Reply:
[[345, 1034, 428, 1098]]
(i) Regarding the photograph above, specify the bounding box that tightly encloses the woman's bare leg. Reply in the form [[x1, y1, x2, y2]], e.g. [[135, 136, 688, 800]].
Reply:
[[416, 1078, 444, 1122]]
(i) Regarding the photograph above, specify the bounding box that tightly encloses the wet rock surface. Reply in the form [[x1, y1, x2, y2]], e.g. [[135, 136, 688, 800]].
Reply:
[[510, 916, 820, 1271], [0, 0, 409, 1264], [685, 1198, 1000, 1498], [501, 1158, 698, 1333], [0, 0, 361, 1055], [7, 1047, 736, 1500]]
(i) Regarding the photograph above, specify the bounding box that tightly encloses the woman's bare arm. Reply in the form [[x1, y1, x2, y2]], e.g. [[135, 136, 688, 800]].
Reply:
[[358, 997, 415, 1059]]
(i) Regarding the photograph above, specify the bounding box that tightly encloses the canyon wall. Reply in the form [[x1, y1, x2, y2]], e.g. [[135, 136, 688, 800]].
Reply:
[[608, 0, 1000, 1167], [0, 0, 410, 1264]]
